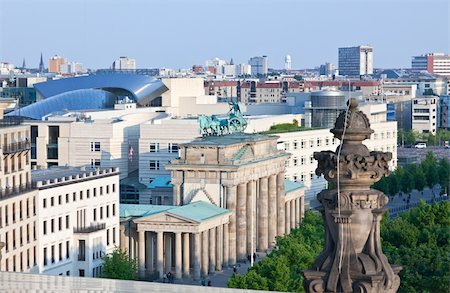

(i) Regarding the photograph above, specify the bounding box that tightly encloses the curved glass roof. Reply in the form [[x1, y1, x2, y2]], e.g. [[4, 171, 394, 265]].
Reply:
[[6, 89, 116, 120], [34, 73, 168, 105]]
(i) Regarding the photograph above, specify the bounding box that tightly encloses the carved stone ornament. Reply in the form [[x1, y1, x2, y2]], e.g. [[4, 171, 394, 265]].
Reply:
[[302, 98, 401, 293]]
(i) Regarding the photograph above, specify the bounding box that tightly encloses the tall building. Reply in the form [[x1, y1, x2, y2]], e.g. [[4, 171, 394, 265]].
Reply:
[[412, 96, 438, 134], [319, 62, 335, 77], [338, 46, 373, 77], [411, 53, 450, 76], [48, 55, 67, 73], [249, 56, 268, 76], [112, 57, 136, 70], [285, 55, 292, 70]]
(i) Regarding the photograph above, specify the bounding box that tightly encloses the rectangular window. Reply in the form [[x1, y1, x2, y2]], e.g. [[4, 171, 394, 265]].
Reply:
[[113, 227, 116, 244], [79, 269, 85, 277], [66, 241, 70, 259], [100, 207, 103, 220], [149, 143, 159, 152], [168, 143, 178, 153], [90, 142, 101, 152], [51, 245, 55, 263], [66, 215, 70, 229], [149, 160, 160, 170], [90, 159, 100, 168], [112, 184, 116, 193], [50, 197, 54, 207], [73, 192, 76, 202], [112, 204, 116, 216], [43, 247, 47, 266], [107, 229, 110, 246], [80, 191, 83, 200], [51, 219, 54, 233], [87, 189, 90, 198], [106, 205, 109, 218], [100, 187, 103, 195], [43, 198, 47, 208], [58, 195, 62, 205], [106, 185, 109, 194], [58, 217, 62, 231], [93, 208, 97, 221], [93, 188, 97, 197], [65, 194, 69, 203], [78, 240, 86, 261], [43, 221, 47, 235], [66, 271, 70, 276], [301, 140, 306, 148], [59, 243, 62, 261]]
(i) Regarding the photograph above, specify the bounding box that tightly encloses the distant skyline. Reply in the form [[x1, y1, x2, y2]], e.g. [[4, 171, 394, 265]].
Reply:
[[0, 0, 449, 70]]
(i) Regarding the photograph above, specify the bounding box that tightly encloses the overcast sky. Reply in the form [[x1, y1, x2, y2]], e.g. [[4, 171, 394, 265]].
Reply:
[[0, 0, 449, 69]]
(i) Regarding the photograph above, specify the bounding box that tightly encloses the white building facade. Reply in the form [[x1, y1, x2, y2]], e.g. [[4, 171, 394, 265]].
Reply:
[[412, 96, 438, 134]]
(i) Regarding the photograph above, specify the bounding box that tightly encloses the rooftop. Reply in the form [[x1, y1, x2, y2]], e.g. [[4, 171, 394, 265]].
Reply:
[[285, 179, 304, 193], [184, 133, 278, 147], [121, 201, 230, 223], [147, 176, 173, 189], [31, 166, 119, 185]]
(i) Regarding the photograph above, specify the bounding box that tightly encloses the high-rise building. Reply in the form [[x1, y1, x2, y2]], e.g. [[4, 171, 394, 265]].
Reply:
[[285, 55, 292, 70], [319, 63, 335, 77], [411, 53, 450, 76], [48, 55, 67, 73], [338, 46, 373, 77], [249, 56, 268, 76], [112, 57, 136, 70]]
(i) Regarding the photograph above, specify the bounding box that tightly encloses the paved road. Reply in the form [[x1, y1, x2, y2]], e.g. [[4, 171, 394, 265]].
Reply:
[[157, 252, 268, 288], [397, 146, 450, 163]]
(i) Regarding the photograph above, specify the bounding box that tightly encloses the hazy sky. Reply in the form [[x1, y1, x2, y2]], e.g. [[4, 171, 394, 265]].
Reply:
[[0, 0, 449, 69]]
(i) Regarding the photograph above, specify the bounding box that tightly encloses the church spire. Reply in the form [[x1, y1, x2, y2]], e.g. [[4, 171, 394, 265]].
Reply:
[[39, 52, 45, 73], [22, 58, 26, 69]]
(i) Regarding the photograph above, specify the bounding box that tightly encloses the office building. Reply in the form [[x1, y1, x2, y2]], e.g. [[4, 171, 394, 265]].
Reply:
[[412, 96, 438, 134], [338, 46, 373, 77], [412, 53, 450, 76], [439, 96, 450, 130], [249, 56, 268, 76], [112, 57, 136, 71], [48, 55, 67, 73]]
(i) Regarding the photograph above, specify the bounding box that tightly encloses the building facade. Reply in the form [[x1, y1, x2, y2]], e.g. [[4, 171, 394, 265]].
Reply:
[[412, 53, 450, 76], [249, 56, 268, 76], [338, 45, 374, 77], [412, 96, 438, 134], [112, 57, 136, 71], [32, 167, 120, 277]]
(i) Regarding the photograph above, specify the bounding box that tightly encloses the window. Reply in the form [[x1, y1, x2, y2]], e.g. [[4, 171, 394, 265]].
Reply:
[[113, 227, 116, 244], [107, 229, 110, 246], [317, 139, 322, 147], [43, 248, 47, 266], [149, 160, 160, 170], [66, 271, 70, 276], [79, 269, 85, 277], [100, 207, 103, 220], [65, 194, 69, 203], [284, 142, 289, 150], [301, 140, 306, 148], [51, 245, 55, 263], [293, 141, 298, 150], [112, 184, 116, 193], [310, 155, 314, 164], [80, 191, 83, 200], [43, 221, 47, 235], [325, 138, 330, 146], [90, 142, 101, 152], [106, 205, 109, 218], [112, 204, 116, 216], [51, 219, 55, 233], [58, 195, 62, 205], [310, 173, 315, 180], [58, 217, 62, 231], [87, 190, 90, 198], [106, 185, 109, 194], [301, 156, 305, 165], [66, 215, 70, 229], [93, 208, 97, 221], [100, 186, 103, 195], [50, 197, 54, 207], [169, 143, 178, 153], [66, 241, 70, 259], [73, 192, 76, 202], [43, 198, 47, 208], [78, 240, 86, 261], [90, 159, 100, 168], [59, 243, 62, 261], [93, 188, 97, 197], [149, 143, 159, 152]]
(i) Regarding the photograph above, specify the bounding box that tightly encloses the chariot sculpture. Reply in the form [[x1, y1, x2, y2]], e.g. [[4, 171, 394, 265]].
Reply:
[[198, 101, 247, 136]]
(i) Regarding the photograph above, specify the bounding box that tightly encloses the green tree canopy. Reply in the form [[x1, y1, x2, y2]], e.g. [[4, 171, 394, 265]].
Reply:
[[101, 247, 137, 280]]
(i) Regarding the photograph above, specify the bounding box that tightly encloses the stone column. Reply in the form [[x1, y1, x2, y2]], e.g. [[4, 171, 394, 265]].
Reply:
[[209, 228, 216, 273], [223, 223, 229, 267], [291, 200, 295, 230], [138, 230, 146, 278], [268, 174, 277, 248], [120, 225, 126, 253], [226, 185, 237, 264], [145, 232, 153, 272], [183, 233, 190, 277], [277, 173, 286, 236], [156, 231, 164, 278], [237, 183, 247, 261], [175, 232, 182, 279], [258, 176, 268, 251], [285, 201, 291, 232], [295, 198, 301, 227], [301, 196, 305, 219], [164, 233, 172, 273], [246, 180, 254, 255], [193, 233, 201, 280], [173, 183, 181, 206], [216, 226, 223, 271], [201, 230, 209, 276]]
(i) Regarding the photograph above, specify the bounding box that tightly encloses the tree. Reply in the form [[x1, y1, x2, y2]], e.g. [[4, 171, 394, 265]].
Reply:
[[414, 167, 426, 191], [101, 247, 137, 280], [438, 158, 450, 193]]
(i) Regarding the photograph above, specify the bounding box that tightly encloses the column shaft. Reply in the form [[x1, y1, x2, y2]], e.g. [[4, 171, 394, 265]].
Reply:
[[138, 230, 145, 278], [257, 177, 268, 251], [216, 226, 223, 271], [246, 181, 254, 255], [145, 232, 153, 272], [268, 174, 277, 248], [226, 186, 237, 264], [157, 232, 164, 278], [193, 233, 201, 280], [277, 173, 286, 236], [175, 233, 182, 279], [164, 234, 172, 273], [201, 230, 209, 276], [285, 201, 291, 232], [209, 228, 216, 273], [295, 198, 301, 227], [223, 223, 229, 267], [173, 184, 181, 206], [183, 233, 190, 277], [291, 200, 295, 230], [237, 183, 247, 261]]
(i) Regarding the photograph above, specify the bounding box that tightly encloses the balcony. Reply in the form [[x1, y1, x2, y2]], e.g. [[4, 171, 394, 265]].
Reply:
[[0, 182, 36, 199], [74, 223, 106, 234], [2, 141, 31, 155]]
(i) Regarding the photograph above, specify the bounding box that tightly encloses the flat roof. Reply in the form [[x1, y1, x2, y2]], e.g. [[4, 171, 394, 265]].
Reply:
[[147, 176, 172, 189], [285, 179, 304, 193], [185, 133, 277, 147], [31, 166, 112, 182]]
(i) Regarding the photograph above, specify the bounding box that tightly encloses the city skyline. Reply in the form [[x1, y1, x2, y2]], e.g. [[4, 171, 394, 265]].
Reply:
[[0, 0, 449, 70]]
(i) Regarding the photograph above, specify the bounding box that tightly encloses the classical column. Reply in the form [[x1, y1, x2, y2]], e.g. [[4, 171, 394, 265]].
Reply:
[[183, 233, 190, 277], [237, 183, 247, 261], [268, 174, 277, 248], [138, 230, 146, 278], [291, 200, 295, 230], [145, 232, 153, 272], [295, 198, 301, 227], [201, 230, 209, 276], [301, 196, 305, 219], [285, 201, 291, 232], [173, 183, 181, 206], [216, 226, 223, 271], [258, 176, 268, 251], [226, 185, 237, 264], [209, 228, 216, 273], [156, 232, 164, 278], [277, 173, 286, 236], [172, 233, 181, 279], [223, 223, 229, 267], [164, 234, 172, 273], [193, 233, 201, 280], [120, 225, 126, 254], [246, 180, 254, 255]]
